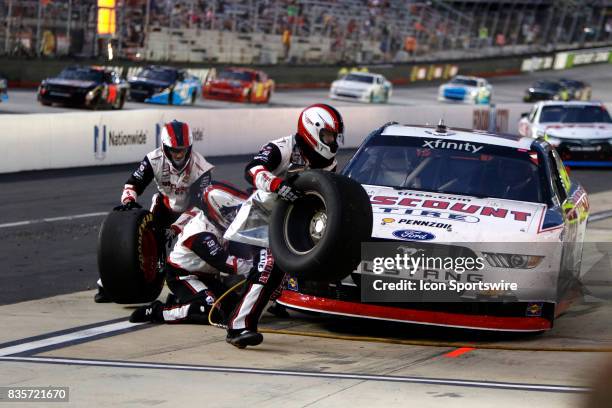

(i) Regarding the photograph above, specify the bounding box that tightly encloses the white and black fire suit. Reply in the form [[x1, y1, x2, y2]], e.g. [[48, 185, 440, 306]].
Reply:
[[153, 208, 253, 324], [122, 147, 214, 227], [226, 134, 336, 333]]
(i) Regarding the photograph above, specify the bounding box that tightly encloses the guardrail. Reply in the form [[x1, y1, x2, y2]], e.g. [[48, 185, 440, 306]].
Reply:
[[3, 103, 534, 174]]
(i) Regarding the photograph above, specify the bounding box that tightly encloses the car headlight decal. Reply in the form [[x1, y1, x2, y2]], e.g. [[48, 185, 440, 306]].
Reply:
[[482, 252, 544, 269]]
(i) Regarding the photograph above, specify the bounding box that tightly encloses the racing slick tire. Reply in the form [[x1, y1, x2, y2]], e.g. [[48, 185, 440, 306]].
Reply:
[[269, 170, 372, 282], [97, 209, 164, 303]]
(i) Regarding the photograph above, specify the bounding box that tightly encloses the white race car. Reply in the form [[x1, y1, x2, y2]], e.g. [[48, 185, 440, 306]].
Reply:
[[438, 75, 492, 104], [518, 101, 612, 166], [277, 122, 589, 331], [329, 72, 392, 103]]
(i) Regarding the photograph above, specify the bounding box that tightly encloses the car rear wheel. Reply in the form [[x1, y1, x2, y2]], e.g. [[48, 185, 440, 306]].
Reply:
[[269, 170, 372, 282], [97, 209, 165, 303]]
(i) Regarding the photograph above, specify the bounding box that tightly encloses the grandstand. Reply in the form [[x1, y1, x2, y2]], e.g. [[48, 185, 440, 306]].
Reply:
[[0, 0, 611, 64]]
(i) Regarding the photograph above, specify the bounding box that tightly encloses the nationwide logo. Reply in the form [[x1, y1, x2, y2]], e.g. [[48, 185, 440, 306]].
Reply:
[[392, 229, 435, 241], [108, 130, 147, 146]]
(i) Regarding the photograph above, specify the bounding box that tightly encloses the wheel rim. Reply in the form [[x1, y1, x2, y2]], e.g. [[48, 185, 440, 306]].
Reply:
[[283, 192, 327, 255], [140, 229, 158, 283]]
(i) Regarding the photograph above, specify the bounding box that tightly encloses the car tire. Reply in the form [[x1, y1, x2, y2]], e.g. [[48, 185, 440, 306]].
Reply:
[[269, 170, 372, 282], [97, 209, 164, 304]]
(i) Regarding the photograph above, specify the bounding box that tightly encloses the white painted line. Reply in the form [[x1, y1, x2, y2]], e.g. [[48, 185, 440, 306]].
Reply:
[[0, 321, 142, 356], [589, 210, 612, 223], [0, 212, 107, 229], [0, 356, 589, 393]]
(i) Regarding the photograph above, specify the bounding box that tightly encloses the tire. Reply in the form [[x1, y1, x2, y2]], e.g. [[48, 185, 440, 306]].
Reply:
[[97, 209, 164, 303], [269, 170, 372, 282]]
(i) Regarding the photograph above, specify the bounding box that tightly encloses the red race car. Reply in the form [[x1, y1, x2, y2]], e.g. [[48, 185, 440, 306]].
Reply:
[[202, 67, 274, 103]]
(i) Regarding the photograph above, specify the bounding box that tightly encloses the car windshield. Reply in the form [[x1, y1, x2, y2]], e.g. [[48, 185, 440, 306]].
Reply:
[[540, 105, 612, 123], [534, 81, 561, 91], [58, 68, 103, 82], [138, 69, 177, 82], [344, 74, 375, 84], [450, 77, 478, 87], [218, 70, 254, 81], [344, 135, 544, 203]]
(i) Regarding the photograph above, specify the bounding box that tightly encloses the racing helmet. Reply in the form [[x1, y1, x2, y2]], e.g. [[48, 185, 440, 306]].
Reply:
[[161, 120, 193, 171], [297, 104, 344, 160], [202, 182, 248, 230]]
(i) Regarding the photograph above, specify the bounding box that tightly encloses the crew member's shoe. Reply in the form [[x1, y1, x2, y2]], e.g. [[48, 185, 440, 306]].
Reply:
[[129, 301, 164, 323], [226, 330, 263, 349], [94, 284, 112, 303]]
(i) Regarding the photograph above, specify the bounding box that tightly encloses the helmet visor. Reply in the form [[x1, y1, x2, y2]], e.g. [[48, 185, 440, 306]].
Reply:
[[319, 128, 340, 153], [164, 145, 191, 169]]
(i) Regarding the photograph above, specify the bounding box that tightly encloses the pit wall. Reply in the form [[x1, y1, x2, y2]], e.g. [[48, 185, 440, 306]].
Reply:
[[2, 103, 549, 174]]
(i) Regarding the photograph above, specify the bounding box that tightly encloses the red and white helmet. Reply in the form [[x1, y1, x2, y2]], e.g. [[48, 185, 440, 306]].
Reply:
[[202, 182, 248, 230], [297, 104, 344, 160], [160, 120, 193, 171]]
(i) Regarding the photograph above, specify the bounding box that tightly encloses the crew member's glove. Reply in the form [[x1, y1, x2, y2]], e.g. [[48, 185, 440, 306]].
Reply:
[[275, 180, 303, 203], [113, 201, 143, 211]]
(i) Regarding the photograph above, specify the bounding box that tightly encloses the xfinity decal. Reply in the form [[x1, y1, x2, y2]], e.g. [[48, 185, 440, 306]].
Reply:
[[392, 229, 435, 241], [422, 139, 483, 153]]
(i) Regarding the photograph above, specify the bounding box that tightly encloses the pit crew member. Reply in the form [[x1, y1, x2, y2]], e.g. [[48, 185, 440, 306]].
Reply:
[[130, 184, 253, 324], [95, 120, 214, 302], [225, 103, 343, 348]]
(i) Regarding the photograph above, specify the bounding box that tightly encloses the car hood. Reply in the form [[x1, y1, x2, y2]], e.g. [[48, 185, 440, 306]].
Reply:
[[440, 84, 478, 92], [364, 185, 548, 242], [128, 78, 172, 88], [332, 79, 373, 91], [208, 79, 248, 88], [44, 78, 98, 88], [543, 123, 612, 139]]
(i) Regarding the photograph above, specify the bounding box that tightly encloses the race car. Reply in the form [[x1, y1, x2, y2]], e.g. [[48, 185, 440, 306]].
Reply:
[[558, 78, 592, 101], [202, 67, 274, 103], [38, 66, 128, 109], [329, 72, 392, 103], [518, 101, 612, 166], [128, 66, 201, 105], [277, 122, 589, 332], [523, 80, 570, 102], [438, 75, 492, 104], [0, 74, 7, 102]]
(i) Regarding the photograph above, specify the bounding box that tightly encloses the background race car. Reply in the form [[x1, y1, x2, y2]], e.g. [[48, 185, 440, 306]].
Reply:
[[329, 72, 392, 103], [38, 66, 128, 109], [202, 67, 274, 103], [128, 66, 201, 105], [523, 80, 571, 102], [0, 75, 7, 102], [519, 101, 612, 166], [438, 75, 492, 104]]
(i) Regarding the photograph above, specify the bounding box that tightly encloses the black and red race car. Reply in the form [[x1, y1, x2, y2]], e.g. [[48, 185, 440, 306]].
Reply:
[[38, 66, 129, 109]]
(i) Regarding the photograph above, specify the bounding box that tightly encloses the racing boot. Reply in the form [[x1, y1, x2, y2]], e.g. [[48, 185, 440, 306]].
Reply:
[[94, 281, 112, 303], [226, 329, 263, 349], [129, 300, 164, 323]]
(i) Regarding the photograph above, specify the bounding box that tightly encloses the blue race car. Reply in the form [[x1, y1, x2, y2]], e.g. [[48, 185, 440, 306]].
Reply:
[[128, 66, 201, 105]]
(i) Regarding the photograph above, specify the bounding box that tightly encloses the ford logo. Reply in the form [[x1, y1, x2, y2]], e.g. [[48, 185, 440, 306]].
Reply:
[[392, 229, 435, 241]]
